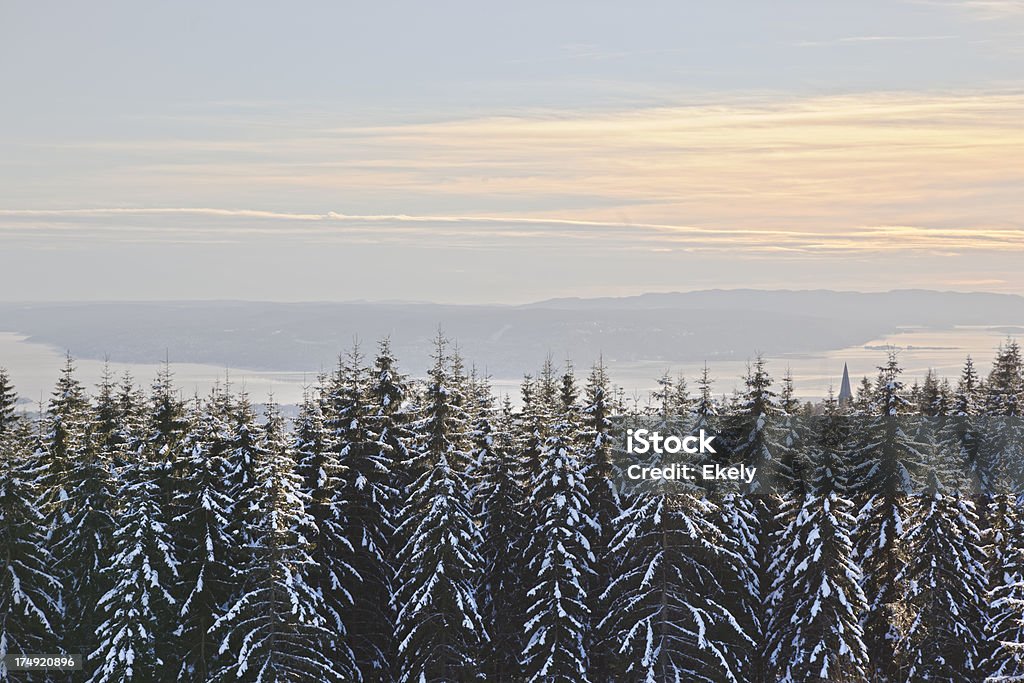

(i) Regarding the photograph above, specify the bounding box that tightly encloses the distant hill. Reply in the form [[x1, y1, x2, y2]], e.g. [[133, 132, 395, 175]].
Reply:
[[1, 290, 1023, 377], [528, 289, 1024, 321]]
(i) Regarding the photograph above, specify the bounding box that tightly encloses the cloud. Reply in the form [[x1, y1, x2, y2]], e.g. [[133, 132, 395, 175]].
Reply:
[[796, 35, 958, 46], [0, 207, 326, 221], [3, 91, 1023, 253], [912, 0, 1024, 18], [2, 208, 1023, 257], [962, 0, 1024, 18]]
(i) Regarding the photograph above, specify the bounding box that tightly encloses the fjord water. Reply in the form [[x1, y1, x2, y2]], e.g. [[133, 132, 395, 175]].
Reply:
[[0, 326, 1014, 410], [0, 333, 313, 409]]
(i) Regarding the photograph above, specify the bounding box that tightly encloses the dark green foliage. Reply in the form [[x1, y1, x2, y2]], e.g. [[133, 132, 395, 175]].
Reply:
[[90, 441, 179, 683], [1, 339, 1023, 682], [172, 391, 239, 681], [210, 403, 344, 682], [0, 368, 20, 437], [602, 491, 750, 682], [851, 352, 925, 682], [0, 426, 61, 680], [895, 472, 986, 681], [580, 361, 621, 680], [392, 337, 486, 682], [321, 344, 396, 680], [521, 367, 596, 683], [43, 356, 117, 674], [766, 397, 869, 682], [984, 493, 1024, 681], [473, 391, 528, 681]]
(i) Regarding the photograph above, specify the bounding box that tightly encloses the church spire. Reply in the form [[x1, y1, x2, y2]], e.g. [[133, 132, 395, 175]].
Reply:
[[838, 362, 853, 405]]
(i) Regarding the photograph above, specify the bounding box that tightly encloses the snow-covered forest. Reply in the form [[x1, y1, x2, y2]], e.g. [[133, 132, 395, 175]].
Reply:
[[2, 335, 1024, 682]]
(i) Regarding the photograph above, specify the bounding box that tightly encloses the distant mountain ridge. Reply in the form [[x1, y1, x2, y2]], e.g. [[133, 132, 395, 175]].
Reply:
[[527, 288, 1024, 319], [1, 289, 1022, 377]]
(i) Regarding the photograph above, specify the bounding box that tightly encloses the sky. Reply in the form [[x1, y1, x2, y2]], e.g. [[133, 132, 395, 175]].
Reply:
[[2, 0, 1024, 303]]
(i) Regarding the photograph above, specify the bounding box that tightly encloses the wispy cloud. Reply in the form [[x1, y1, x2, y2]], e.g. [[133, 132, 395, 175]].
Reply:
[[0, 207, 328, 221], [962, 0, 1024, 18], [2, 88, 1023, 286], [912, 0, 1024, 19], [11, 91, 1022, 240], [2, 208, 1023, 257], [795, 35, 958, 46]]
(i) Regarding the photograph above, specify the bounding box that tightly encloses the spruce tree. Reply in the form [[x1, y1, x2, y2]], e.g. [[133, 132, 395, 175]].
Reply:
[[293, 384, 359, 680], [0, 420, 61, 680], [979, 342, 1024, 681], [672, 371, 693, 417], [172, 389, 239, 682], [521, 366, 596, 682], [0, 368, 18, 436], [853, 376, 875, 415], [43, 356, 117, 673], [946, 357, 986, 495], [957, 356, 982, 416], [732, 356, 785, 492], [364, 338, 412, 672], [852, 352, 926, 682], [766, 395, 869, 682], [693, 364, 718, 437], [694, 364, 761, 674], [92, 364, 122, 461], [983, 491, 1024, 681], [580, 360, 621, 679], [895, 469, 986, 680], [653, 371, 674, 418], [777, 369, 807, 495], [472, 384, 527, 681], [365, 338, 412, 499], [986, 340, 1023, 417], [40, 356, 92, 517], [222, 390, 263, 576], [982, 341, 1024, 496], [90, 427, 180, 682], [724, 356, 784, 678], [392, 337, 486, 682], [602, 483, 750, 681], [148, 364, 189, 521], [211, 402, 343, 682], [518, 374, 548, 513], [918, 368, 951, 418], [322, 344, 392, 680]]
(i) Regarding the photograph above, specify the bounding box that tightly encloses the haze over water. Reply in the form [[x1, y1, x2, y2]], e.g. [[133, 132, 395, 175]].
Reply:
[[1, 326, 1012, 411]]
